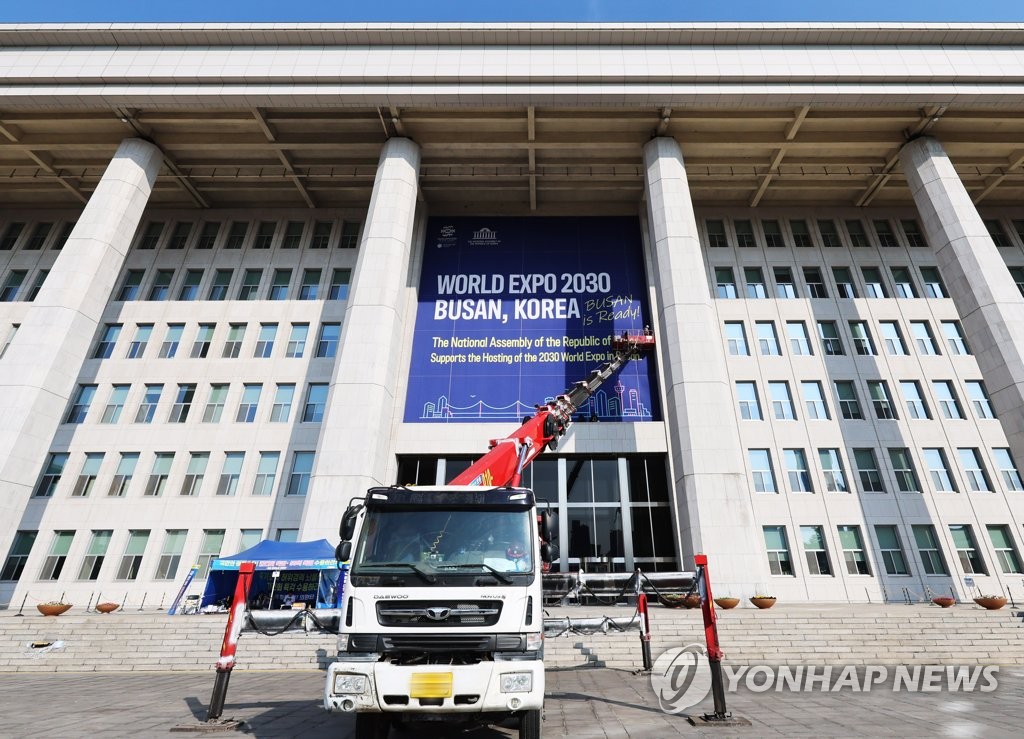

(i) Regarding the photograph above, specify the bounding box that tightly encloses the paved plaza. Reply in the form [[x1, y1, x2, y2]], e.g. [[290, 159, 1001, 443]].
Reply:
[[0, 666, 1022, 738]]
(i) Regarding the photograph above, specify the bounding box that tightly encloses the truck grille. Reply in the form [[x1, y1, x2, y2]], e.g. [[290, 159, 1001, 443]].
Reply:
[[376, 600, 502, 627]]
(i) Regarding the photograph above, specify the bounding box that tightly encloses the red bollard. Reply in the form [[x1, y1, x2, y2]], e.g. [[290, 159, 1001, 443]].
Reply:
[[695, 553, 729, 721], [637, 590, 653, 671], [206, 561, 254, 722]]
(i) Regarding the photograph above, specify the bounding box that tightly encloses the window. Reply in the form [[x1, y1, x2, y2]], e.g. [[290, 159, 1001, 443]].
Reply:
[[147, 269, 174, 300], [987, 525, 1023, 574], [762, 220, 785, 248], [1014, 219, 1024, 247], [254, 323, 277, 358], [77, 530, 112, 580], [73, 453, 104, 497], [196, 530, 225, 579], [339, 221, 361, 249], [222, 323, 246, 358], [873, 219, 898, 247], [845, 219, 870, 247], [889, 448, 920, 492], [899, 381, 931, 420], [195, 221, 220, 249], [875, 526, 909, 575], [225, 221, 248, 250], [854, 449, 884, 493], [316, 323, 341, 358], [65, 384, 96, 424], [286, 323, 309, 359], [785, 448, 812, 492], [724, 322, 748, 356], [941, 321, 970, 355], [27, 269, 49, 300], [0, 270, 26, 301], [303, 383, 329, 422], [167, 221, 192, 250], [144, 453, 175, 497], [116, 530, 150, 580], [270, 383, 295, 422], [159, 324, 184, 358], [736, 382, 762, 420], [901, 219, 927, 247], [913, 525, 948, 575], [108, 452, 139, 497], [993, 448, 1024, 491], [861, 267, 887, 298], [744, 267, 767, 298], [803, 266, 827, 297], [239, 529, 263, 550], [299, 268, 322, 300], [924, 448, 957, 492], [965, 381, 994, 419], [834, 381, 863, 420], [137, 222, 164, 250], [1, 531, 37, 581], [832, 267, 857, 298], [252, 452, 280, 496], [311, 220, 334, 249], [117, 269, 144, 301], [191, 323, 215, 358], [756, 322, 780, 355], [208, 269, 232, 300], [94, 323, 122, 359], [34, 453, 68, 497], [101, 385, 129, 424], [763, 526, 794, 575], [1012, 267, 1024, 298], [910, 321, 939, 355], [949, 525, 987, 574], [281, 221, 304, 249], [168, 383, 196, 423], [269, 268, 291, 300], [933, 381, 964, 419], [769, 382, 796, 420], [0, 323, 16, 358], [817, 321, 843, 356], [957, 448, 992, 492], [329, 268, 352, 300], [801, 526, 832, 575], [891, 267, 917, 298], [818, 219, 842, 248], [790, 220, 813, 248], [126, 324, 152, 359], [155, 530, 187, 580], [236, 384, 262, 423], [849, 321, 877, 356], [984, 218, 1012, 247], [176, 269, 203, 301], [786, 322, 812, 356], [202, 384, 228, 423], [920, 266, 947, 298], [879, 321, 907, 355], [802, 382, 830, 420], [734, 220, 756, 248], [134, 384, 163, 423], [818, 449, 848, 492], [0, 222, 24, 250], [287, 451, 315, 496], [217, 452, 244, 496], [749, 449, 777, 493], [838, 525, 870, 575], [705, 219, 729, 248], [773, 266, 797, 298], [714, 267, 737, 299], [181, 452, 209, 496], [252, 221, 276, 249], [867, 381, 897, 420], [237, 268, 262, 300], [277, 529, 299, 543]]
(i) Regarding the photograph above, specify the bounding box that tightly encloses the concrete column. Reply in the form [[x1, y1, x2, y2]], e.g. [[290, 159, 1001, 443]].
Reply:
[[301, 137, 421, 541], [642, 137, 766, 590], [901, 136, 1024, 468], [0, 138, 162, 564]]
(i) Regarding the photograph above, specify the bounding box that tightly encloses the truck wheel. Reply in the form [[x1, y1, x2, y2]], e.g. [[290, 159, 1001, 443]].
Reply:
[[519, 709, 542, 739], [354, 713, 390, 739]]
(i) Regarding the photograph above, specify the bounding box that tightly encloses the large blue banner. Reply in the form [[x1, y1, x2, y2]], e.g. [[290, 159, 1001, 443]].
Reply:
[[404, 216, 658, 423]]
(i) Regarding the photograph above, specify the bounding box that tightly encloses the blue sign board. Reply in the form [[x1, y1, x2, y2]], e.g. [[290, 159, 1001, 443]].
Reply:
[[404, 216, 658, 423]]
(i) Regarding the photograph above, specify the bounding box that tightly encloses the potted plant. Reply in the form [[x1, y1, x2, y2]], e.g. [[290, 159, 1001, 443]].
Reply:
[[714, 596, 740, 610], [931, 596, 956, 608], [681, 593, 702, 609], [659, 593, 689, 608], [973, 595, 1007, 610], [37, 601, 72, 616], [749, 595, 777, 609], [95, 602, 120, 614]]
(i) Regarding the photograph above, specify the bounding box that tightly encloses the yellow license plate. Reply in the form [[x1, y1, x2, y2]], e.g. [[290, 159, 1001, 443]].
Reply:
[[410, 672, 453, 699]]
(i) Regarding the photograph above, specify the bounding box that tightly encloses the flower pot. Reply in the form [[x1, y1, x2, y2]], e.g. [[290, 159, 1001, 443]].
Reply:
[[931, 596, 956, 608], [37, 603, 72, 616], [682, 594, 702, 609], [973, 596, 1007, 610], [95, 602, 120, 614], [714, 597, 740, 610], [749, 596, 776, 610]]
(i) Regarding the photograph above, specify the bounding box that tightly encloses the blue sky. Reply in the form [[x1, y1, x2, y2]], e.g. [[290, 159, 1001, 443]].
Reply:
[[0, 1, 1019, 24]]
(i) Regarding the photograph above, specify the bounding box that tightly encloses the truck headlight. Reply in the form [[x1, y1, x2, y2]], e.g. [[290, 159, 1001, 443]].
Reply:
[[526, 632, 543, 651], [333, 673, 368, 695], [500, 672, 533, 693]]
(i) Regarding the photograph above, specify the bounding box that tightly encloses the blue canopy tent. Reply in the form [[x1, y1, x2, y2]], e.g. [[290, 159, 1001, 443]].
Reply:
[[203, 539, 344, 609]]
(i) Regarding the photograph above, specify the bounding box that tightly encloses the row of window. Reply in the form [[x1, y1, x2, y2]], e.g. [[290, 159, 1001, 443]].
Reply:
[[33, 449, 315, 500], [735, 377, 995, 425], [763, 522, 1023, 580], [713, 263, 948, 301], [748, 445, 1023, 496], [91, 321, 339, 362], [62, 381, 332, 427], [724, 317, 970, 359]]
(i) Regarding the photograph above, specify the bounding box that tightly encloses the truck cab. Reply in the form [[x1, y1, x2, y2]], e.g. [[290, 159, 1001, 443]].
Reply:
[[324, 485, 548, 738]]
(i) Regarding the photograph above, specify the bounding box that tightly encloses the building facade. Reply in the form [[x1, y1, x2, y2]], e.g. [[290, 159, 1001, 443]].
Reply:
[[2, 23, 1024, 605]]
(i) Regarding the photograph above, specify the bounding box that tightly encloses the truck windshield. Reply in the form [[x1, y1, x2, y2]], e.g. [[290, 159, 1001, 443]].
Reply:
[[353, 508, 534, 574]]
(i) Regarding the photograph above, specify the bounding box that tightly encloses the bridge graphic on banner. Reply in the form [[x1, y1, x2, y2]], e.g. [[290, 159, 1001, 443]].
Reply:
[[420, 380, 652, 421]]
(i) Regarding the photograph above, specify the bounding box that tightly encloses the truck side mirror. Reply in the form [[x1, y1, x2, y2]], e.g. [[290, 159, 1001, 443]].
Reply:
[[336, 540, 352, 563], [540, 542, 553, 564], [339, 505, 361, 541], [540, 510, 555, 543]]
